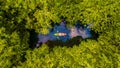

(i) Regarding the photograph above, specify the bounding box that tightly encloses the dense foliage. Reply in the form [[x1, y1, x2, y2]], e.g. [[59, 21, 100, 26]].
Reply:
[[0, 0, 120, 68]]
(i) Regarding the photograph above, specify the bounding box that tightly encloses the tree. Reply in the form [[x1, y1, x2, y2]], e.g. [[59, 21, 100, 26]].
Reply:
[[0, 0, 120, 68], [18, 40, 120, 68]]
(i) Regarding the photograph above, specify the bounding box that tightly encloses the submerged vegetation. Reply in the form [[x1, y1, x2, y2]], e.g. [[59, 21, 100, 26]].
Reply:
[[0, 0, 120, 68]]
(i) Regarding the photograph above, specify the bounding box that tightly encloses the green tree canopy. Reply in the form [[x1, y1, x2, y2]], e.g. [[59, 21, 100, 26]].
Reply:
[[0, 0, 120, 68]]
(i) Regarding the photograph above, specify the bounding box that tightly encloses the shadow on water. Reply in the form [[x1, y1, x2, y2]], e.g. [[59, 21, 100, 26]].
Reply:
[[90, 30, 99, 40], [27, 29, 38, 49], [46, 36, 83, 48]]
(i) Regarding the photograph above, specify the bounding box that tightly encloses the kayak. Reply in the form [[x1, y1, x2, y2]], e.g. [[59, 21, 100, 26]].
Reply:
[[54, 32, 67, 36]]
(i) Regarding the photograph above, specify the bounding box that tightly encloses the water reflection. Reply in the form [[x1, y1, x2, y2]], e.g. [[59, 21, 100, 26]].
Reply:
[[36, 21, 93, 48]]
